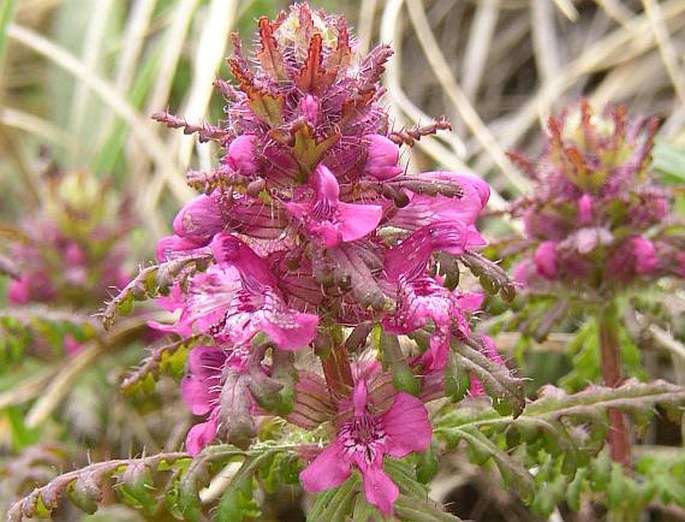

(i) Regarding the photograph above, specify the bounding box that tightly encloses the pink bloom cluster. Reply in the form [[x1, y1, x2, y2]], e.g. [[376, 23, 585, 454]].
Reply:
[[4, 170, 133, 354], [510, 102, 684, 294], [155, 4, 506, 514]]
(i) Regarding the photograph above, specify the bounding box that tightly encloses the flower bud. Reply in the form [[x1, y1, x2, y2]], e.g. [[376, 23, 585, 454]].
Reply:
[[172, 193, 224, 243], [364, 134, 403, 180], [223, 135, 259, 176], [533, 241, 558, 279], [577, 194, 593, 225], [301, 94, 319, 124]]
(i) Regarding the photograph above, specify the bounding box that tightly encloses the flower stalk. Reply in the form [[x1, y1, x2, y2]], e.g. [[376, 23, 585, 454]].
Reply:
[[598, 301, 631, 467]]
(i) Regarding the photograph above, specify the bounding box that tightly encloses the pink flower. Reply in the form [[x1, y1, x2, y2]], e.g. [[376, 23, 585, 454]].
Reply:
[[181, 345, 252, 455], [364, 134, 403, 180], [577, 194, 593, 225], [285, 164, 383, 247], [300, 380, 432, 515], [605, 236, 659, 281], [210, 233, 319, 350], [390, 172, 489, 233], [384, 276, 483, 371], [533, 241, 558, 279], [223, 135, 259, 176], [301, 94, 319, 125], [173, 193, 225, 244]]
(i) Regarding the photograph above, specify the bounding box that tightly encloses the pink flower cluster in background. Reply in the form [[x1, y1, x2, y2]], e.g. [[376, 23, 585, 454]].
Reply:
[[510, 101, 684, 295]]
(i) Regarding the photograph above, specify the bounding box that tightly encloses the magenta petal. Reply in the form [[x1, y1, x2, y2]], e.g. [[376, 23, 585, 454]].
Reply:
[[352, 379, 370, 416], [300, 441, 352, 492], [364, 134, 403, 181], [390, 172, 489, 230], [360, 462, 400, 515], [223, 135, 258, 176], [534, 241, 558, 279], [181, 346, 226, 415], [173, 194, 224, 242], [259, 307, 319, 351], [630, 237, 659, 274], [7, 277, 30, 305], [577, 194, 593, 225], [210, 233, 276, 286], [337, 202, 383, 242], [312, 164, 341, 202], [456, 291, 484, 312], [185, 415, 218, 456], [381, 392, 432, 457], [156, 234, 204, 262]]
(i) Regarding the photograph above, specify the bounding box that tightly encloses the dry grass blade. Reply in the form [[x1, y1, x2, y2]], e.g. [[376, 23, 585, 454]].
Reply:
[[145, 0, 199, 114], [113, 0, 157, 92], [380, 0, 469, 167], [404, 0, 531, 194], [531, 0, 562, 83], [175, 0, 238, 168], [357, 0, 379, 55], [552, 0, 579, 22], [0, 0, 18, 82], [460, 0, 500, 101], [68, 0, 114, 149], [0, 107, 74, 147], [7, 23, 193, 206], [495, 0, 685, 151], [643, 0, 685, 106]]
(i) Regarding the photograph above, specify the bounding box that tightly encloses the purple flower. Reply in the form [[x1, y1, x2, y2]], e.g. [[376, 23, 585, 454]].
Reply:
[[173, 193, 225, 245], [533, 241, 558, 279], [363, 134, 403, 180], [300, 380, 432, 515], [285, 164, 383, 247], [210, 233, 319, 350], [390, 172, 490, 231], [223, 135, 259, 176], [181, 345, 250, 455]]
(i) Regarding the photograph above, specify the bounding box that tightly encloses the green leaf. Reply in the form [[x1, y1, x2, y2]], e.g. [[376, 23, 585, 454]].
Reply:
[[307, 473, 361, 522], [102, 254, 213, 329], [121, 335, 206, 395], [393, 494, 462, 522], [216, 451, 277, 522], [453, 338, 525, 417]]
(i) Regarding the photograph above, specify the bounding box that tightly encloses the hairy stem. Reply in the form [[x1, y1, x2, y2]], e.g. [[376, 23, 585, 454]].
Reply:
[[598, 301, 631, 467]]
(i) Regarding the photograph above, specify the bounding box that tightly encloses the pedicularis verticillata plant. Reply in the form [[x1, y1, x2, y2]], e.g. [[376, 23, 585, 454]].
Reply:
[[1, 167, 134, 357], [502, 102, 685, 469], [147, 3, 516, 514], [7, 6, 685, 522]]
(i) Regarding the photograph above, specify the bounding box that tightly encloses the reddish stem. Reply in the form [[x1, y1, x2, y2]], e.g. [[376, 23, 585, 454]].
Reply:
[[598, 301, 631, 468], [319, 328, 354, 398]]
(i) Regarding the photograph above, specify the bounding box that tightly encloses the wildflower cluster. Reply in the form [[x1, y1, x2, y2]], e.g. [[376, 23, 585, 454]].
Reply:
[[153, 4, 512, 514], [2, 169, 134, 355], [509, 101, 684, 296], [6, 170, 133, 309]]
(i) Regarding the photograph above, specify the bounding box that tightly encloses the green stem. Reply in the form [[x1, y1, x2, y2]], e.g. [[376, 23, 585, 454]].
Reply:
[[598, 301, 631, 468]]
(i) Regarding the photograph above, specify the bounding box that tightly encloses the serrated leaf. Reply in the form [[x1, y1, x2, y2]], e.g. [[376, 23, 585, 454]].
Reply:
[[453, 339, 525, 417], [102, 254, 212, 329], [121, 335, 206, 395]]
